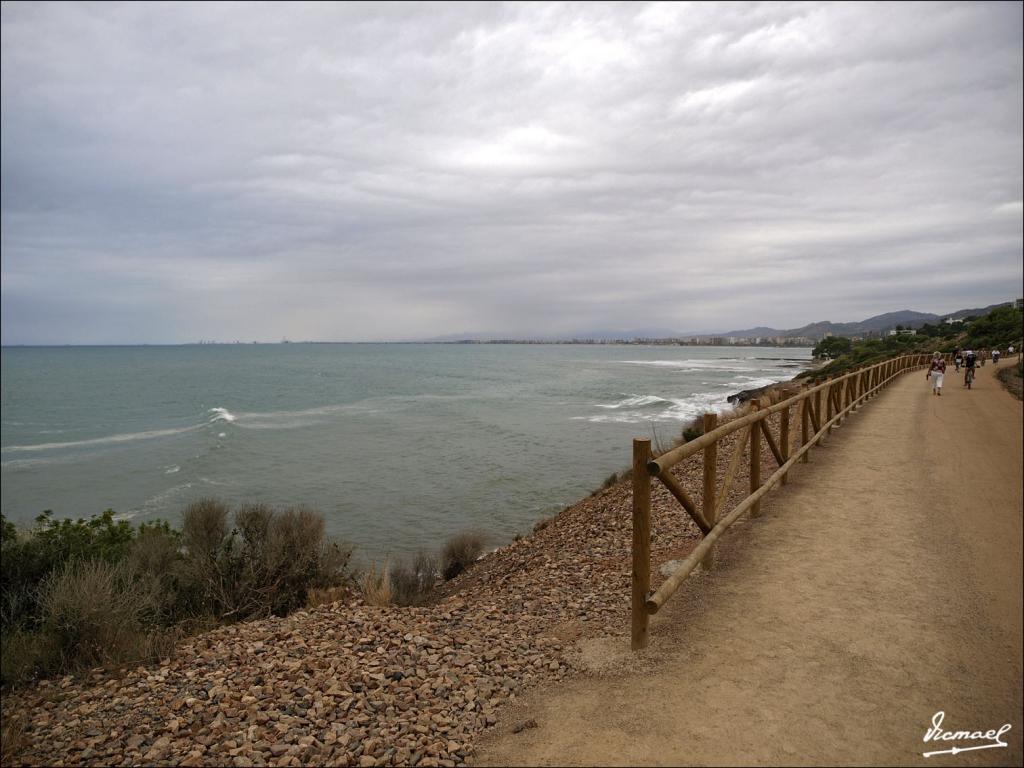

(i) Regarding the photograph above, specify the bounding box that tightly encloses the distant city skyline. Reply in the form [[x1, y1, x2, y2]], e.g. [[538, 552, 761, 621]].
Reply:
[[2, 2, 1022, 345]]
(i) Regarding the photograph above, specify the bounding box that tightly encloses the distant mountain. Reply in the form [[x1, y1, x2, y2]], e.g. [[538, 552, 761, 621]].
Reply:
[[414, 302, 1013, 343], [723, 302, 1011, 341]]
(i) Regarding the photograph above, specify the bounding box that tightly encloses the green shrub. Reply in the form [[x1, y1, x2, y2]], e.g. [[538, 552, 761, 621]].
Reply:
[[812, 336, 853, 359], [0, 515, 16, 544], [1, 510, 138, 631], [963, 305, 1023, 350], [441, 532, 485, 580], [681, 416, 705, 442], [0, 500, 353, 689], [127, 523, 187, 623]]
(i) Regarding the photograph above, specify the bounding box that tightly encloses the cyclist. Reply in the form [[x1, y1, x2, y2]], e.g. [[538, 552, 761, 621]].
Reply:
[[993, 348, 1001, 364], [954, 349, 963, 372], [963, 349, 977, 388]]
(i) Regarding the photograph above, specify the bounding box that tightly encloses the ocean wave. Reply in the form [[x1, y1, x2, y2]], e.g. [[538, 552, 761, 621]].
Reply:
[[164, 465, 181, 474], [727, 376, 783, 389], [127, 482, 194, 515], [577, 390, 730, 425]]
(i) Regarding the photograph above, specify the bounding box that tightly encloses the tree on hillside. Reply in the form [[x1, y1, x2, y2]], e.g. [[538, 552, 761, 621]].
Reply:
[[963, 305, 1024, 349], [812, 336, 853, 359]]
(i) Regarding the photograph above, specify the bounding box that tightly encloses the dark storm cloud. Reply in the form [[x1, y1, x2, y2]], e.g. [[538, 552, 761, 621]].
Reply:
[[2, 1, 1021, 343]]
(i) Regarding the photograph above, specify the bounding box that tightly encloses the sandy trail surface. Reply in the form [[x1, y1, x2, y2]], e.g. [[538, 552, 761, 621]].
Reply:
[[475, 362, 1023, 767]]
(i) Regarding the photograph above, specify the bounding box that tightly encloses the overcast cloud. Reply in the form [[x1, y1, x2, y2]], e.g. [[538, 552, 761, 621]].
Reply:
[[2, 1, 1021, 343]]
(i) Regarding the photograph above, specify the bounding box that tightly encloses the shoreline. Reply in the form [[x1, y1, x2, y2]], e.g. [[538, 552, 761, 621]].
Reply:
[[2, 369, 800, 767]]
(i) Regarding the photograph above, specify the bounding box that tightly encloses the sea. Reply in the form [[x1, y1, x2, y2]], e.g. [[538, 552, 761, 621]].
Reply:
[[1, 344, 810, 561]]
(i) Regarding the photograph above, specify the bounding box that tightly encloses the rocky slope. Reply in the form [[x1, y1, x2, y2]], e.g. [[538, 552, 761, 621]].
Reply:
[[3, 421, 773, 767]]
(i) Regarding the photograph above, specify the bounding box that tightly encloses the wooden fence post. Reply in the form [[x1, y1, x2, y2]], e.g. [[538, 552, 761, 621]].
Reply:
[[826, 377, 835, 434], [701, 413, 718, 570], [801, 387, 810, 463], [749, 400, 762, 518], [780, 404, 791, 484], [814, 384, 823, 441], [631, 438, 651, 650]]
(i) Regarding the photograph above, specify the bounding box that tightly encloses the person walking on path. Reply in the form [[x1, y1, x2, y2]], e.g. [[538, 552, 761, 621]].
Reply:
[[927, 352, 946, 396]]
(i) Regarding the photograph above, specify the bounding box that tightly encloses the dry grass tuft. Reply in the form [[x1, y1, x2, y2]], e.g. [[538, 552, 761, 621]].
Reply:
[[358, 561, 393, 606], [1, 707, 28, 765], [306, 585, 352, 609], [441, 532, 486, 580], [391, 552, 438, 607], [38, 559, 162, 671]]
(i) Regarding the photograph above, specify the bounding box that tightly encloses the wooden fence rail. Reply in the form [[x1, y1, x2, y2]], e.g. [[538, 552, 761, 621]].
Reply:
[[630, 352, 945, 650]]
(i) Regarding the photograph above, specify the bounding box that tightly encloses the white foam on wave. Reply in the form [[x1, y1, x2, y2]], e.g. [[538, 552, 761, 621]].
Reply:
[[208, 407, 237, 423], [595, 394, 670, 409], [164, 465, 180, 475], [128, 482, 194, 515], [230, 401, 388, 430], [727, 376, 782, 389], [4, 404, 249, 456], [577, 390, 731, 425], [618, 360, 755, 372], [1, 425, 200, 454], [1, 456, 63, 470]]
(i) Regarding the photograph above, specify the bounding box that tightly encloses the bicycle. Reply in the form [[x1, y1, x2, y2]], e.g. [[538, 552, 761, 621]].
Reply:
[[965, 367, 974, 389]]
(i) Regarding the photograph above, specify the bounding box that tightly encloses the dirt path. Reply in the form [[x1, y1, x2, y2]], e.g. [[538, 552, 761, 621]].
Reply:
[[475, 362, 1023, 767]]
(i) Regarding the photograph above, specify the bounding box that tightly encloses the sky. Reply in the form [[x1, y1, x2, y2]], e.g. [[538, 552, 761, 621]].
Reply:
[[1, 1, 1022, 344]]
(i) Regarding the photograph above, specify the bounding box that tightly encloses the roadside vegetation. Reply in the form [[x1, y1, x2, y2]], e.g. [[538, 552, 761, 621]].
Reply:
[[1, 501, 489, 690], [800, 304, 1023, 381], [0, 502, 354, 689], [996, 361, 1024, 401]]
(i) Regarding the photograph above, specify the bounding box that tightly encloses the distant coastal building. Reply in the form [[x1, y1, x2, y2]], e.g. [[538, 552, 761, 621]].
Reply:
[[944, 317, 964, 325], [888, 329, 917, 336]]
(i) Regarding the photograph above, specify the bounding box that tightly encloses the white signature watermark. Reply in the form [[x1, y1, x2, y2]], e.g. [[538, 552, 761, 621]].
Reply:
[[922, 711, 1012, 757]]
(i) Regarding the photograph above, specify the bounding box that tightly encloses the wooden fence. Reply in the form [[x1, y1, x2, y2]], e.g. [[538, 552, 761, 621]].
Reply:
[[630, 352, 945, 650]]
